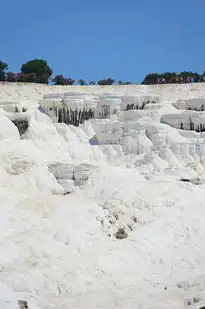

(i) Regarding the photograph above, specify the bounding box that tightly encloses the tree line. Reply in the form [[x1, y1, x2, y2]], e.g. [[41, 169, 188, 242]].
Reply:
[[142, 72, 205, 84], [0, 59, 133, 86], [1, 59, 205, 86]]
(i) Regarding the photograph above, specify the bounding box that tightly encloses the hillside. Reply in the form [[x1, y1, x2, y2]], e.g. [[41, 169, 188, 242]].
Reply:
[[0, 82, 205, 309]]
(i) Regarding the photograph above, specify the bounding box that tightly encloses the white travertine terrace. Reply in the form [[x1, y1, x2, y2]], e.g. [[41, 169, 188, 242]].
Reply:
[[1, 82, 205, 308]]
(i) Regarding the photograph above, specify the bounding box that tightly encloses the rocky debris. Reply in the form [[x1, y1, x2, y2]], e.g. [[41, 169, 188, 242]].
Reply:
[[100, 202, 139, 238], [12, 119, 29, 135], [18, 300, 29, 309], [115, 228, 128, 240]]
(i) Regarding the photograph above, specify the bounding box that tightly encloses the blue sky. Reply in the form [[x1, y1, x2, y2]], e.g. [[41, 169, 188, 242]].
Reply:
[[1, 0, 204, 82]]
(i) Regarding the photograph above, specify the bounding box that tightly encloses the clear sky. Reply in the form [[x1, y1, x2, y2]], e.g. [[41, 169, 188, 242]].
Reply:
[[1, 0, 204, 82]]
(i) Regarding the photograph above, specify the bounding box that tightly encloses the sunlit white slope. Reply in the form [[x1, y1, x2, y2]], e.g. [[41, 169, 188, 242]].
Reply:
[[0, 82, 205, 308]]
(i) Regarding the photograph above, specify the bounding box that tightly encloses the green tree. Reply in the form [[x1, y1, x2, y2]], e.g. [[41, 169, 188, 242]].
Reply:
[[160, 72, 177, 83], [143, 73, 160, 85], [65, 78, 75, 85], [0, 60, 8, 81], [53, 75, 66, 85], [52, 75, 75, 85], [98, 78, 115, 85], [21, 59, 52, 84], [78, 79, 86, 85]]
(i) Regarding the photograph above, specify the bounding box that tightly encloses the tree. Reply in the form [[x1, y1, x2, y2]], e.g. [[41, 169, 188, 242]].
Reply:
[[0, 61, 8, 72], [143, 71, 202, 85], [193, 72, 200, 82], [65, 78, 75, 85], [98, 78, 115, 85], [53, 75, 67, 85], [78, 79, 86, 85], [36, 74, 49, 84], [53, 75, 75, 85], [0, 60, 8, 81], [21, 59, 52, 84], [6, 72, 17, 82], [143, 73, 160, 85], [19, 73, 37, 83], [89, 81, 96, 85]]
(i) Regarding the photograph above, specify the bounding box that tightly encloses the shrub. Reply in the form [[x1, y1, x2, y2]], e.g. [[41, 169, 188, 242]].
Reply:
[[19, 73, 37, 83], [7, 72, 17, 82], [98, 78, 115, 85], [78, 79, 86, 85]]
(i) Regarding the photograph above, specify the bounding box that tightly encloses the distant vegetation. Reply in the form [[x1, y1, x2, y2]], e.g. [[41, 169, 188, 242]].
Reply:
[[0, 60, 8, 81], [142, 72, 202, 85], [1, 58, 205, 85]]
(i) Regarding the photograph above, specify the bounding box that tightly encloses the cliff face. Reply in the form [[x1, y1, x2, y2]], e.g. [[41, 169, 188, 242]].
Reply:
[[39, 93, 160, 126]]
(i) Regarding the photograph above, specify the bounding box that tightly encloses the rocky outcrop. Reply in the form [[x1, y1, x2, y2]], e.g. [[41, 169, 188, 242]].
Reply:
[[115, 228, 128, 240]]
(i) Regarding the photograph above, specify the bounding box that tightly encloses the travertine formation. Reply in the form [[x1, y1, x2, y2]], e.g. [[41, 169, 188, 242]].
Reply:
[[1, 83, 205, 309]]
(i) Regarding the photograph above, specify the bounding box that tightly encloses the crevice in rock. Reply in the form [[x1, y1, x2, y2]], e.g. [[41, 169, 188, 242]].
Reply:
[[12, 119, 29, 135]]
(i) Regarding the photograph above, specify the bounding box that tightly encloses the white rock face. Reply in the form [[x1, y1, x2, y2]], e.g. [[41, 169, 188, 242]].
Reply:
[[174, 97, 205, 111], [1, 82, 205, 309], [161, 111, 205, 131], [121, 94, 160, 111]]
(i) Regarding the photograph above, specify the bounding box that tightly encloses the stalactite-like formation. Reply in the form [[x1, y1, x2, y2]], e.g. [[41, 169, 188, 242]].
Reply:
[[40, 93, 122, 126], [40, 100, 96, 127], [122, 95, 160, 111], [97, 105, 110, 119], [179, 120, 205, 132], [126, 104, 139, 111]]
